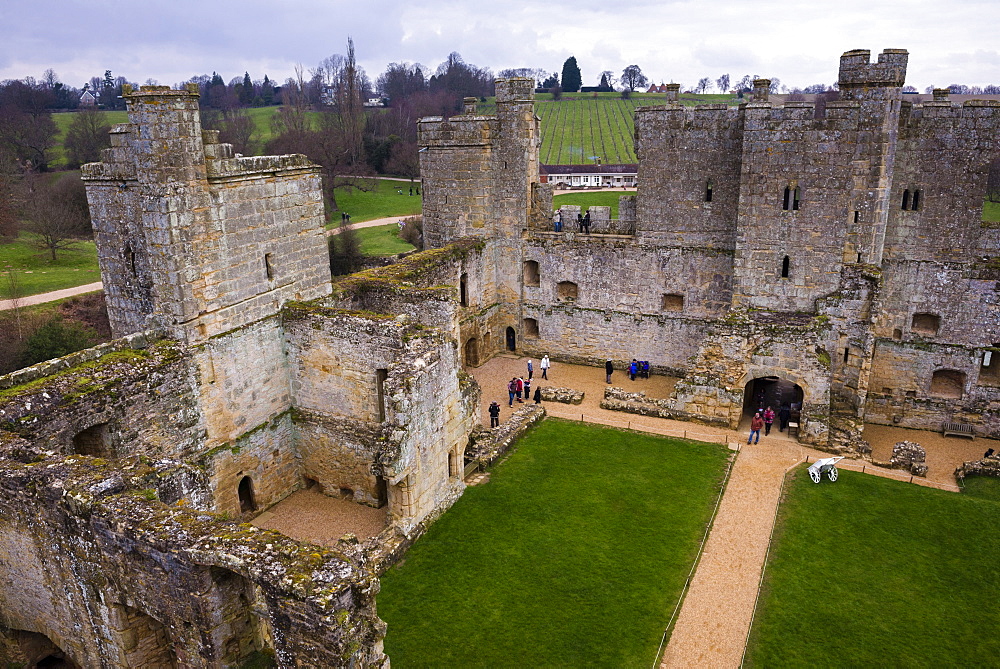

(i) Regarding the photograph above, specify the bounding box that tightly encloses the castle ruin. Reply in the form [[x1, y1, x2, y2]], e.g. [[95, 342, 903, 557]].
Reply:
[[0, 48, 997, 666]]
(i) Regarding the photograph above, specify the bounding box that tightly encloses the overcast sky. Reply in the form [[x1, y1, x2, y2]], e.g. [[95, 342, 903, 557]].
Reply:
[[1, 0, 997, 93]]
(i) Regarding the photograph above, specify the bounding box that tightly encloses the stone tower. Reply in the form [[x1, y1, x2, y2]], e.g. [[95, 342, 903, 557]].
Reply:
[[82, 85, 331, 343]]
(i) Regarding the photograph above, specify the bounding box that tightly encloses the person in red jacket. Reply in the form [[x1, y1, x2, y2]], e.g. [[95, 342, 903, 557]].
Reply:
[[748, 412, 764, 444], [762, 406, 776, 435]]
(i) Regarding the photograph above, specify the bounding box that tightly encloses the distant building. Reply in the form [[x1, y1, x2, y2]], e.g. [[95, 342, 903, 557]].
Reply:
[[79, 90, 97, 107], [540, 163, 637, 187]]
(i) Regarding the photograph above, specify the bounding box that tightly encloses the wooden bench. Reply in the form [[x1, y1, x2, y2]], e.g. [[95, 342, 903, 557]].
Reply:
[[942, 422, 975, 439]]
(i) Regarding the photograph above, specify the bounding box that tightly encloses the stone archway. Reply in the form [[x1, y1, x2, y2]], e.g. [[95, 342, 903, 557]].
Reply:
[[742, 376, 804, 417], [505, 327, 516, 352]]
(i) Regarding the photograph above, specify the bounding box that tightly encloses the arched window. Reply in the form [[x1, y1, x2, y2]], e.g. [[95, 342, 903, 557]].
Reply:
[[781, 255, 790, 278], [901, 189, 911, 210], [705, 180, 713, 202], [459, 273, 468, 306]]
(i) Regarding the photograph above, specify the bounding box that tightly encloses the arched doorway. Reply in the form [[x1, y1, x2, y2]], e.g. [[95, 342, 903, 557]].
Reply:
[[505, 327, 516, 352], [743, 376, 803, 417], [464, 338, 479, 366], [238, 476, 257, 513]]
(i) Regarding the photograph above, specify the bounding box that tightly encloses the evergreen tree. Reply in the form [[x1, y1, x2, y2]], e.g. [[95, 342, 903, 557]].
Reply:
[[261, 75, 275, 105], [561, 57, 582, 93], [240, 72, 253, 105]]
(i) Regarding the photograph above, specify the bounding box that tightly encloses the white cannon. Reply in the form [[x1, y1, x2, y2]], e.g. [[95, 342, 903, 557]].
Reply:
[[807, 456, 844, 483]]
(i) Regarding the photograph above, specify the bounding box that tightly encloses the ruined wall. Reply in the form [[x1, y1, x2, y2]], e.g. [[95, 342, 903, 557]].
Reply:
[[0, 455, 385, 668]]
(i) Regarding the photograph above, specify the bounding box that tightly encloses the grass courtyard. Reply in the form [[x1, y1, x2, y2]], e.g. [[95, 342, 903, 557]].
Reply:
[[377, 419, 731, 666], [746, 468, 1000, 666]]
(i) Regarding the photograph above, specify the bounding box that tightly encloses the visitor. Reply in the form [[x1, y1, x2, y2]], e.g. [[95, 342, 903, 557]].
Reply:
[[577, 212, 584, 231], [582, 210, 591, 233], [523, 376, 531, 403], [778, 404, 791, 432], [763, 406, 775, 435], [540, 354, 550, 380], [488, 401, 501, 428], [527, 359, 534, 380], [629, 359, 638, 381], [642, 360, 649, 379], [985, 448, 996, 459], [748, 412, 764, 444], [515, 377, 524, 403], [508, 378, 518, 407], [409, 187, 413, 196], [606, 359, 614, 384], [553, 210, 562, 232], [533, 386, 542, 404]]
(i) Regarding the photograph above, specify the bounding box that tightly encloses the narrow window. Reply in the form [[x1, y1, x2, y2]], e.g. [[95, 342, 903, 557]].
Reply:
[[857, 252, 863, 263], [901, 189, 911, 210], [853, 210, 860, 223], [782, 186, 791, 211], [459, 273, 468, 306], [892, 328, 903, 340], [124, 244, 136, 275], [781, 255, 790, 278], [264, 253, 274, 280], [523, 260, 540, 287], [705, 180, 713, 202], [843, 347, 850, 363], [375, 368, 388, 422], [912, 189, 921, 210], [792, 187, 800, 211], [238, 476, 257, 513]]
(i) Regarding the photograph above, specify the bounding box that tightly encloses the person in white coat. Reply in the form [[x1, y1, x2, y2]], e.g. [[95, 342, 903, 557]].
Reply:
[[540, 355, 550, 380]]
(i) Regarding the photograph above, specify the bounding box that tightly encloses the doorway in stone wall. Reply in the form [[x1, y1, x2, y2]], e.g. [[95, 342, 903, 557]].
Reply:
[[238, 476, 257, 513], [464, 338, 479, 367], [505, 327, 516, 352], [742, 377, 803, 417]]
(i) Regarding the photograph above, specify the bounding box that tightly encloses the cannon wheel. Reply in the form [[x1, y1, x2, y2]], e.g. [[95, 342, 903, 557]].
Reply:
[[809, 468, 821, 483], [827, 467, 839, 482]]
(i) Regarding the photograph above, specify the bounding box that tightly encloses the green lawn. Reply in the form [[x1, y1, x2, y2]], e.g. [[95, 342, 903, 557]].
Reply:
[[378, 419, 731, 667], [50, 110, 128, 168], [984, 200, 1000, 223], [0, 233, 101, 298], [553, 191, 629, 219], [355, 223, 416, 256], [961, 475, 1000, 502], [329, 178, 422, 225], [746, 467, 1000, 666]]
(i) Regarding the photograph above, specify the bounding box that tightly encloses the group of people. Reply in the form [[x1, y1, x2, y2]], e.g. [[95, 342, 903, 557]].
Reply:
[[490, 356, 551, 428], [551, 210, 591, 233], [747, 405, 794, 444], [604, 358, 653, 383]]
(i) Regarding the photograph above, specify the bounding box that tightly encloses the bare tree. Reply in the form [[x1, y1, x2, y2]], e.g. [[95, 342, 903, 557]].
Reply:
[[21, 172, 91, 260], [620, 65, 649, 92], [64, 108, 112, 167], [696, 77, 712, 94], [716, 74, 730, 94]]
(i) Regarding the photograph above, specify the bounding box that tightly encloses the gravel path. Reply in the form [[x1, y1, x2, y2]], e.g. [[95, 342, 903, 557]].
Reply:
[[252, 487, 387, 545]]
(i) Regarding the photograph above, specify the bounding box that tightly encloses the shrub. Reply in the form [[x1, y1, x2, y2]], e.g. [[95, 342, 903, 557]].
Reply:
[[20, 315, 97, 367], [399, 215, 423, 250]]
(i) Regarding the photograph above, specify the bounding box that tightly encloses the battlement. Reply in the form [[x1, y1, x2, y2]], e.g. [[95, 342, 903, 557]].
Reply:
[[417, 116, 498, 147], [838, 48, 908, 97], [495, 77, 535, 103]]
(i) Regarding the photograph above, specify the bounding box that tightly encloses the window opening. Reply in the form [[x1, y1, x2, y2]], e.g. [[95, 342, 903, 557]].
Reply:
[[793, 187, 800, 210], [929, 369, 965, 399], [705, 180, 713, 202], [375, 368, 388, 422], [124, 244, 136, 275], [556, 281, 578, 301], [459, 273, 468, 306], [73, 423, 111, 458], [661, 294, 684, 312], [843, 347, 850, 363], [523, 260, 540, 287], [857, 252, 863, 263], [523, 318, 539, 337], [853, 210, 860, 223], [911, 313, 940, 336], [912, 189, 921, 210], [782, 186, 791, 211], [892, 328, 903, 340], [264, 253, 274, 280], [781, 256, 790, 278], [901, 189, 911, 210]]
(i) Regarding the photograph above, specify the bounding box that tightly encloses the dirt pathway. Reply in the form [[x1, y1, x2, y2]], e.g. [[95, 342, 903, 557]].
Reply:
[[0, 282, 103, 312]]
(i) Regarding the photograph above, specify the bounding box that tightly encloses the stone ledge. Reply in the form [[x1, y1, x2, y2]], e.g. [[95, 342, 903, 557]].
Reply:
[[955, 455, 1000, 480], [466, 404, 545, 467]]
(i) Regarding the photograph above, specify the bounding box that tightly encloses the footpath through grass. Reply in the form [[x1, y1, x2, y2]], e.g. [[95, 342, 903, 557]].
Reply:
[[746, 468, 1000, 666], [330, 178, 422, 225], [378, 418, 730, 667], [0, 234, 101, 298]]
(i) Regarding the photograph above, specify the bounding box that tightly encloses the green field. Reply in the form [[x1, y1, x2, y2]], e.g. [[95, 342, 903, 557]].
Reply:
[[746, 468, 1000, 666], [329, 178, 422, 225], [0, 233, 101, 298], [984, 200, 1000, 223], [354, 223, 416, 256], [378, 419, 730, 667], [553, 191, 628, 218]]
